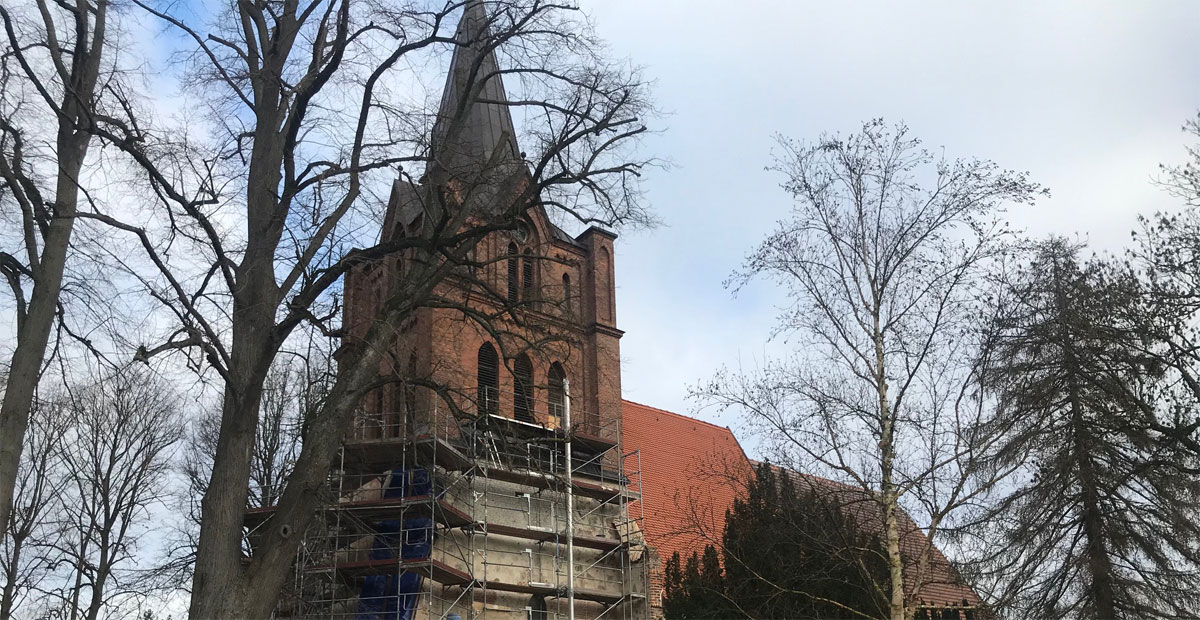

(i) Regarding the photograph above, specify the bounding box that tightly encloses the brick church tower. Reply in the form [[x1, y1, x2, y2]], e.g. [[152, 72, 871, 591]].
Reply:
[[252, 3, 649, 619]]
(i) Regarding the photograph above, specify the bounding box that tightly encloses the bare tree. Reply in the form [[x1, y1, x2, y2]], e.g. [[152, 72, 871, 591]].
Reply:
[[44, 366, 181, 620], [693, 120, 1043, 620], [182, 336, 334, 523], [31, 0, 654, 615], [0, 397, 65, 620], [1128, 112, 1200, 452], [1, 367, 181, 620]]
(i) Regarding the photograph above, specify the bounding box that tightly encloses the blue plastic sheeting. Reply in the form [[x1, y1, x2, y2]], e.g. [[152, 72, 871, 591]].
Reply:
[[409, 469, 432, 497], [384, 469, 406, 498], [401, 518, 433, 560], [356, 572, 423, 620], [364, 518, 432, 561], [353, 471, 437, 619]]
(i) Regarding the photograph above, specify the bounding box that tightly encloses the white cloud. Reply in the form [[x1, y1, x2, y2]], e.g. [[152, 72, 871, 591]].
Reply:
[[586, 0, 1200, 448]]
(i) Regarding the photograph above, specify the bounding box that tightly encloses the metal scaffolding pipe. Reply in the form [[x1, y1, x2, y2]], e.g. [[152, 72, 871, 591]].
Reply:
[[564, 378, 576, 620]]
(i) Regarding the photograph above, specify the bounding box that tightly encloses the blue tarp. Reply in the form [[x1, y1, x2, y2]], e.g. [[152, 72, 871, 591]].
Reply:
[[354, 472, 436, 620]]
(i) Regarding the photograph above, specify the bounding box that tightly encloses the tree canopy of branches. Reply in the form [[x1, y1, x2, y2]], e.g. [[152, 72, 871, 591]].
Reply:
[[968, 238, 1200, 619], [693, 120, 1044, 620], [1, 366, 181, 620], [2, 0, 654, 616], [663, 462, 891, 620]]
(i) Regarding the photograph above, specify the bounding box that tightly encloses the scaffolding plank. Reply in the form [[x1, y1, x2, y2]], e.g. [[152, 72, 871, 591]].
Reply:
[[308, 557, 471, 585], [244, 495, 472, 529], [571, 430, 618, 452], [475, 580, 624, 605], [477, 465, 631, 501], [340, 436, 473, 473], [481, 522, 625, 552]]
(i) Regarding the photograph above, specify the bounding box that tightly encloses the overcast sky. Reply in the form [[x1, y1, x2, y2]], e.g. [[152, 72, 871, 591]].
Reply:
[[579, 1, 1200, 443]]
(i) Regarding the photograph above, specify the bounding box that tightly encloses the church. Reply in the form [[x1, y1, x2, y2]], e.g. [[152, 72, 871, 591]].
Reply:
[[252, 3, 986, 619]]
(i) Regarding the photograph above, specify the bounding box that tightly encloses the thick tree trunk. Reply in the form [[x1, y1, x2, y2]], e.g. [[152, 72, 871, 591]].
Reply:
[[0, 147, 84, 538], [188, 326, 393, 618], [189, 81, 292, 616], [188, 310, 273, 618], [0, 0, 105, 541]]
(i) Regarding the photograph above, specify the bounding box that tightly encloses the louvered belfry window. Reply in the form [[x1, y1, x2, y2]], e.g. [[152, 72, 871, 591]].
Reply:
[[548, 362, 566, 425], [522, 249, 534, 296], [514, 354, 535, 423], [477, 343, 499, 416], [507, 243, 519, 303]]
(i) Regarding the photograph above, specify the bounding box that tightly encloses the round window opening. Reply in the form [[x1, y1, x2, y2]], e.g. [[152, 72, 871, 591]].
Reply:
[[512, 221, 531, 244]]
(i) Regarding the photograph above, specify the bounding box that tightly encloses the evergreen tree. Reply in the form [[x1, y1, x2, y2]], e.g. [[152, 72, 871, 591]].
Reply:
[[973, 238, 1200, 619], [663, 463, 890, 619]]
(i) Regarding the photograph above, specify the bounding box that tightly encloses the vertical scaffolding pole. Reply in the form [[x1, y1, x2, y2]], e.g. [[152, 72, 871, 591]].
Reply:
[[563, 378, 576, 620]]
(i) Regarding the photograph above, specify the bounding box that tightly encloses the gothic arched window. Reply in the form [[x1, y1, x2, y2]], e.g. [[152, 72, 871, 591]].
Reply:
[[561, 273, 571, 313], [514, 353, 534, 423], [507, 243, 519, 303], [548, 362, 566, 427], [477, 343, 499, 416]]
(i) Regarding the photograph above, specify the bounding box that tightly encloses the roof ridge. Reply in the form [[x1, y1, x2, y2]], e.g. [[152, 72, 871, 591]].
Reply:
[[621, 399, 732, 433]]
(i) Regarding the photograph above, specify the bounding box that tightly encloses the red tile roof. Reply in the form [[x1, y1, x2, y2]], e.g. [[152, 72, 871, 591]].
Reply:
[[621, 399, 983, 611], [620, 400, 752, 599]]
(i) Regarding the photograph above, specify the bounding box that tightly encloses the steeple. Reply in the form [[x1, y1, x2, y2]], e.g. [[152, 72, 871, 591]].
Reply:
[[428, 1, 522, 186]]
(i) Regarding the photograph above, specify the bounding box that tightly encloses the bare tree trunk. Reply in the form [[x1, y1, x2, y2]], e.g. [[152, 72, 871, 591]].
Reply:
[[0, 0, 105, 538], [875, 317, 907, 620], [0, 139, 86, 539], [190, 334, 386, 618]]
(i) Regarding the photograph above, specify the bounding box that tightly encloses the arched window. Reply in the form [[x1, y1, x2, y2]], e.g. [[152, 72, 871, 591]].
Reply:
[[477, 343, 499, 416], [561, 273, 571, 313], [507, 243, 519, 303], [527, 595, 547, 620], [513, 354, 534, 423], [548, 363, 566, 427], [522, 249, 534, 296], [598, 246, 613, 321]]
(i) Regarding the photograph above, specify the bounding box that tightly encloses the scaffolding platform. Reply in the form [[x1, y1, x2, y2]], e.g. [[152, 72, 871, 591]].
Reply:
[[268, 391, 648, 619], [245, 495, 474, 529], [480, 522, 626, 552], [310, 557, 473, 584]]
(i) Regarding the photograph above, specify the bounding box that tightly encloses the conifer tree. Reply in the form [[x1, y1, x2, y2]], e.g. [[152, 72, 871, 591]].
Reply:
[[972, 238, 1200, 619], [663, 463, 890, 619]]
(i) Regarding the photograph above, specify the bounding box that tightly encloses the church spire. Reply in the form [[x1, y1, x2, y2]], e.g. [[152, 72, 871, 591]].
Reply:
[[429, 0, 521, 185]]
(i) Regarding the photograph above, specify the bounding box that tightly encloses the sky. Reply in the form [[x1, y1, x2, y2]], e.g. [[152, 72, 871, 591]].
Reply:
[[578, 1, 1200, 444]]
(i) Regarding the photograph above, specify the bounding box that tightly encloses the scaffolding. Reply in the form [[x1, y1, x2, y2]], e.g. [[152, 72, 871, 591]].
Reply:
[[249, 387, 648, 620]]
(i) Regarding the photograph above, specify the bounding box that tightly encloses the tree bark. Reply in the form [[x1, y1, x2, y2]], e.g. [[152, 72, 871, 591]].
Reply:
[[874, 314, 908, 620], [0, 0, 105, 539], [0, 138, 86, 538]]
